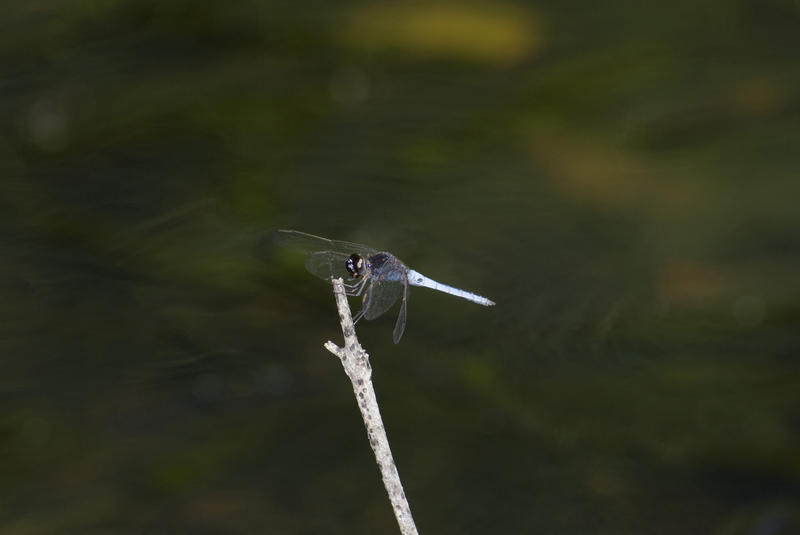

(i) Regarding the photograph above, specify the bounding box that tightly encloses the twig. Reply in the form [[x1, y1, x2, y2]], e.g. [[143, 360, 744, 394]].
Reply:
[[323, 278, 419, 535]]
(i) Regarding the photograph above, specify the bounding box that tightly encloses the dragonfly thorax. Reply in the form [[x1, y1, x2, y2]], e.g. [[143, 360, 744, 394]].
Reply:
[[366, 252, 408, 281]]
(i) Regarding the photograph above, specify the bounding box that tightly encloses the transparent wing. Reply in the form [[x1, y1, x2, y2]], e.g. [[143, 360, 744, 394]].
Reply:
[[392, 283, 409, 344], [362, 279, 404, 320], [274, 229, 377, 257], [304, 251, 354, 281]]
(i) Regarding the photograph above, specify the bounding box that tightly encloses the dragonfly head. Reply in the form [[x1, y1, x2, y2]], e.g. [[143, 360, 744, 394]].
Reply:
[[345, 254, 366, 278]]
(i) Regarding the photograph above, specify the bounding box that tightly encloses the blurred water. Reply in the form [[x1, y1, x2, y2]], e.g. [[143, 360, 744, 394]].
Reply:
[[1, 1, 799, 533]]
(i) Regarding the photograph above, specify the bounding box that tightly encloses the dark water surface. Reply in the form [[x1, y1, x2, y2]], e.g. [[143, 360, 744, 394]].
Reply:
[[2, 1, 799, 533]]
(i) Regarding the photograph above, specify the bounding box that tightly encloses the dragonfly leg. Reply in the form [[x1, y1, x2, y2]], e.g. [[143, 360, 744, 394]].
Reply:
[[351, 285, 373, 324], [341, 282, 359, 296], [343, 277, 368, 297]]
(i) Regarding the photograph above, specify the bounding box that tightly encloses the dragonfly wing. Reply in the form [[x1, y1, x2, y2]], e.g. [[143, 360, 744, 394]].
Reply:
[[304, 251, 353, 281], [274, 229, 377, 257], [363, 279, 403, 321], [392, 283, 409, 344]]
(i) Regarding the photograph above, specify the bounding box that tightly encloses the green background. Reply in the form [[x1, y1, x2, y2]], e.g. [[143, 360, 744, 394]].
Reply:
[[2, 1, 799, 533]]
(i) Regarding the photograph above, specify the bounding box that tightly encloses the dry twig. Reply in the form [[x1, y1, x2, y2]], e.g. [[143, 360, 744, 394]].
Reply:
[[323, 278, 419, 535]]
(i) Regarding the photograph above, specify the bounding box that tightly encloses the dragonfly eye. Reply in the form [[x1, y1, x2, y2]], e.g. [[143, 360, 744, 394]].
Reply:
[[345, 254, 365, 278]]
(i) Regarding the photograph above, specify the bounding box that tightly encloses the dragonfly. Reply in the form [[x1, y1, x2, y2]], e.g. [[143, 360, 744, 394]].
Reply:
[[275, 229, 495, 343]]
